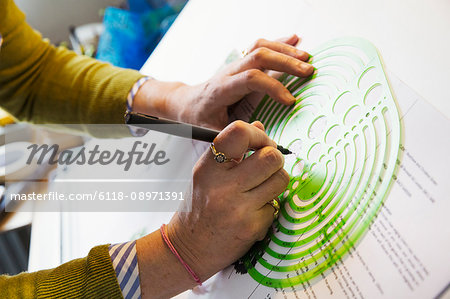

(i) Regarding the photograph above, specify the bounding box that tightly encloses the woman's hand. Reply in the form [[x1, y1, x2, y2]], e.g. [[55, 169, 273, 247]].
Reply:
[[168, 120, 289, 280], [137, 121, 290, 298], [133, 34, 313, 130]]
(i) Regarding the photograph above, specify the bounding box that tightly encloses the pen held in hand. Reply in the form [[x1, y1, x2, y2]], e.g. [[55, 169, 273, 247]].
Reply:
[[125, 111, 292, 155]]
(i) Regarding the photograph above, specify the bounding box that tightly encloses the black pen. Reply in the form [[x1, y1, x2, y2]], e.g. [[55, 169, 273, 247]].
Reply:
[[124, 111, 292, 155]]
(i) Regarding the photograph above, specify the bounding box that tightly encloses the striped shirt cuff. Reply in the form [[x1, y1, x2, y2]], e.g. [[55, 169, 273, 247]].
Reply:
[[109, 241, 141, 299]]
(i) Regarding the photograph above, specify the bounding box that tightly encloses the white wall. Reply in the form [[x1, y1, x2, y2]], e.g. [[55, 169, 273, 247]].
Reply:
[[15, 0, 123, 44]]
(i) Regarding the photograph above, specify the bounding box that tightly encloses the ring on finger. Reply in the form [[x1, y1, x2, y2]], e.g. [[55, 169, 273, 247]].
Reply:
[[241, 49, 249, 58], [210, 143, 232, 163], [268, 198, 280, 219]]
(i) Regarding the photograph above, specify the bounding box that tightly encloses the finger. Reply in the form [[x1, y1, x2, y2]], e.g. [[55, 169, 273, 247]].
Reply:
[[231, 146, 285, 191], [249, 38, 310, 62], [236, 47, 314, 78], [246, 168, 290, 205], [276, 34, 300, 46], [224, 69, 296, 105], [211, 121, 276, 170], [251, 121, 265, 131], [252, 205, 277, 240]]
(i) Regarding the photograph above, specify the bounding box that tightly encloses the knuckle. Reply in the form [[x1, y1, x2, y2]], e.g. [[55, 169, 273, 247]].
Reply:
[[252, 38, 267, 50], [282, 54, 293, 66], [251, 47, 269, 61], [244, 69, 262, 82], [260, 146, 283, 169], [203, 79, 221, 99], [227, 120, 248, 138]]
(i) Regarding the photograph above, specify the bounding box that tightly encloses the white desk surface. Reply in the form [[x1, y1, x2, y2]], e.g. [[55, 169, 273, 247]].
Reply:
[[142, 0, 450, 119], [29, 0, 450, 282]]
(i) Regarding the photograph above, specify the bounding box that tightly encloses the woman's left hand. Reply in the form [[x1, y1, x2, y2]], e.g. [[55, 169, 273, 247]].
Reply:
[[133, 34, 314, 130]]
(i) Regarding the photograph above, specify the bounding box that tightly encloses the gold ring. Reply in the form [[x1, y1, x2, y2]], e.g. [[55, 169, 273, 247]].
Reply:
[[210, 143, 231, 163], [241, 49, 249, 58], [268, 199, 280, 219]]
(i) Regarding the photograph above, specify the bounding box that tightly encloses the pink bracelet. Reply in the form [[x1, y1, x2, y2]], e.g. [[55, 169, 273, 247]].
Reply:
[[160, 224, 202, 286]]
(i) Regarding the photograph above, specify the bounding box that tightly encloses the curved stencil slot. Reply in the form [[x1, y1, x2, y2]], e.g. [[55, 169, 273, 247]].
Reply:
[[299, 94, 328, 108], [324, 124, 341, 144], [364, 83, 383, 106], [291, 160, 304, 177], [333, 91, 355, 115], [343, 105, 361, 126], [308, 115, 327, 139], [313, 44, 371, 65], [307, 142, 322, 161], [358, 66, 378, 90], [294, 84, 336, 101], [313, 52, 363, 75]]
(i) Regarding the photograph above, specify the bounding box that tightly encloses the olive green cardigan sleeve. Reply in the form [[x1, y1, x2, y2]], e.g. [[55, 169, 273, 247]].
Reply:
[[0, 0, 145, 124], [0, 245, 123, 298]]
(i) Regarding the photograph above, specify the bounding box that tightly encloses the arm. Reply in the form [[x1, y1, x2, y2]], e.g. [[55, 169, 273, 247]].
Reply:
[[0, 0, 313, 129], [0, 121, 288, 299], [0, 2, 314, 297], [0, 245, 123, 298], [0, 0, 144, 124]]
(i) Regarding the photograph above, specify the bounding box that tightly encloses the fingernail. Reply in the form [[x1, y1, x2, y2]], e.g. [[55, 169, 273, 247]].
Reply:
[[286, 92, 296, 105], [297, 50, 309, 61], [308, 54, 313, 63], [306, 64, 315, 73]]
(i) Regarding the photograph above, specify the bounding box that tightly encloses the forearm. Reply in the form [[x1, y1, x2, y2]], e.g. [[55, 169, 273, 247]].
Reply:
[[0, 245, 123, 298], [0, 0, 144, 124]]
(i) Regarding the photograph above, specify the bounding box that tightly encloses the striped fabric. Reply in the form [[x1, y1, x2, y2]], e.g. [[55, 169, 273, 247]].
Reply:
[[109, 241, 141, 299], [126, 76, 151, 111]]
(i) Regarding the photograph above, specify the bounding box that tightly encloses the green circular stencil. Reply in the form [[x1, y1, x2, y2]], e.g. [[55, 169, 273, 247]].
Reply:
[[241, 37, 402, 289]]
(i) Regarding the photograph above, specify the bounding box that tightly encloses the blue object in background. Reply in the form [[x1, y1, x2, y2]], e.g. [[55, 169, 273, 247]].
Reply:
[[96, 0, 186, 70]]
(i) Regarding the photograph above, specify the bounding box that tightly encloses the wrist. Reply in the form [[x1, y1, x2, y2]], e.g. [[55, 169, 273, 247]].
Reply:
[[166, 221, 206, 280], [166, 216, 220, 281], [136, 229, 197, 298], [132, 79, 190, 121]]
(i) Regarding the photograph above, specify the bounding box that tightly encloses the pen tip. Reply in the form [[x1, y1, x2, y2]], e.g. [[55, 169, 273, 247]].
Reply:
[[277, 145, 292, 155]]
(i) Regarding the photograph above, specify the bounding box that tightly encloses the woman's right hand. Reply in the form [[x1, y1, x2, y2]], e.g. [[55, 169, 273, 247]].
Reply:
[[137, 120, 289, 298], [168, 120, 290, 282]]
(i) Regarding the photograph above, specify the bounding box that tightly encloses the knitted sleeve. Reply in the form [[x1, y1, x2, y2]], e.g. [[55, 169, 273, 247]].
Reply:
[[0, 244, 123, 298], [0, 0, 145, 124]]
